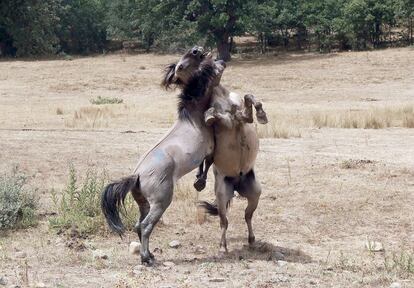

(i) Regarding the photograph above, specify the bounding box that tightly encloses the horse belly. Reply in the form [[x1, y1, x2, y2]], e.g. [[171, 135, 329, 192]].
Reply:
[[213, 125, 259, 177]]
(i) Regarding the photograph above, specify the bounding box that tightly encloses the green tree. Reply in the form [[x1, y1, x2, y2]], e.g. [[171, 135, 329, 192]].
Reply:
[[395, 0, 414, 44], [0, 0, 61, 56], [58, 0, 107, 54], [185, 0, 248, 60]]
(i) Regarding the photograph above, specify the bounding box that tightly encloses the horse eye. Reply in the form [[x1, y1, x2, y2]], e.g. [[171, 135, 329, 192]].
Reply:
[[178, 64, 183, 70], [192, 49, 198, 55]]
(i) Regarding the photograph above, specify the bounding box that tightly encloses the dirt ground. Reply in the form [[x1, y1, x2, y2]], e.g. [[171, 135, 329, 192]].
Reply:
[[0, 47, 413, 288]]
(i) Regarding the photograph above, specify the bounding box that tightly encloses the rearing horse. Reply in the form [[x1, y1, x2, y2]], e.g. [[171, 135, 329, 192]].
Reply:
[[101, 47, 223, 266]]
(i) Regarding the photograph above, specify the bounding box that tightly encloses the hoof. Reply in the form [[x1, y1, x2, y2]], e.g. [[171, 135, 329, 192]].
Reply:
[[205, 115, 216, 126], [248, 236, 256, 245], [141, 256, 155, 267], [256, 111, 268, 124], [219, 246, 228, 254], [193, 177, 206, 192]]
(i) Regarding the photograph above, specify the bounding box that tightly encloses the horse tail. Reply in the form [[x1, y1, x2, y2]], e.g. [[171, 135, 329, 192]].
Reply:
[[198, 201, 219, 216], [101, 175, 138, 235]]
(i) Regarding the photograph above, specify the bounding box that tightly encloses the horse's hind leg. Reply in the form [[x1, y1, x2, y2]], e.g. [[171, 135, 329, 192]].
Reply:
[[131, 188, 149, 242], [139, 182, 173, 266], [215, 171, 234, 253], [244, 94, 268, 124], [238, 169, 261, 245]]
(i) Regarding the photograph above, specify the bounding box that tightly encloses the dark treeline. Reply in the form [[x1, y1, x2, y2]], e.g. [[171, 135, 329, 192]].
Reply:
[[0, 0, 413, 60]]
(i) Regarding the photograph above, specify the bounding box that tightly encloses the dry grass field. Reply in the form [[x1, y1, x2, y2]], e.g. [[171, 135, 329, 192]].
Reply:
[[0, 47, 414, 288]]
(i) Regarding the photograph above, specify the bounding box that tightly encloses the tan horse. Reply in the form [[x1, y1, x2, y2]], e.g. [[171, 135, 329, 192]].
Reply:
[[195, 70, 268, 253], [101, 47, 224, 266]]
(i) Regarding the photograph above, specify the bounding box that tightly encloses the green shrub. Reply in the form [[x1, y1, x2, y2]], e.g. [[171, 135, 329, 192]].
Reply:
[[49, 165, 138, 235], [0, 167, 38, 230], [90, 96, 124, 105]]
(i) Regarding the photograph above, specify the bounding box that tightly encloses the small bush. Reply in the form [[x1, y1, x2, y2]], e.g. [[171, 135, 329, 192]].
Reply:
[[90, 96, 123, 105], [385, 250, 414, 277], [49, 165, 138, 235], [0, 167, 38, 230]]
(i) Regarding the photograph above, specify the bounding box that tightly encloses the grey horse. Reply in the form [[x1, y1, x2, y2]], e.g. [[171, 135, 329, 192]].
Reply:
[[101, 47, 224, 266]]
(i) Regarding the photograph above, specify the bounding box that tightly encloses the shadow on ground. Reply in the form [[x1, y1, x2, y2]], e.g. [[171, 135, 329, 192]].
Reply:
[[170, 240, 312, 265]]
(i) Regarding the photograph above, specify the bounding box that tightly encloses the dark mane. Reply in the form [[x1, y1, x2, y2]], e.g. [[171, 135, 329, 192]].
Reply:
[[177, 59, 216, 121]]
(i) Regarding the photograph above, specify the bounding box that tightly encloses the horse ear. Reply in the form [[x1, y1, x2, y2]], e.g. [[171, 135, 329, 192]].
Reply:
[[161, 63, 176, 89]]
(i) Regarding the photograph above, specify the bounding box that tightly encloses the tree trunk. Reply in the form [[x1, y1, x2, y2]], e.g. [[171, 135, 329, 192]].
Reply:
[[217, 35, 231, 61]]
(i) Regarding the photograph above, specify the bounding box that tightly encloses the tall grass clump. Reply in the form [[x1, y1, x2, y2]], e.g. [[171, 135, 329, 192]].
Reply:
[[0, 167, 38, 230], [257, 122, 301, 139], [312, 105, 414, 129], [49, 165, 138, 235]]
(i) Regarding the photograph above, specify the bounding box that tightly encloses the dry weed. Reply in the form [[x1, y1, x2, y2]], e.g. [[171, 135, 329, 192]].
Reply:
[[312, 105, 414, 129], [65, 106, 116, 128]]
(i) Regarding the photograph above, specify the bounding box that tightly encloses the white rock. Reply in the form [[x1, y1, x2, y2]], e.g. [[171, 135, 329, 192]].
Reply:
[[163, 261, 175, 267], [365, 240, 384, 252], [168, 240, 181, 248], [390, 282, 401, 288], [132, 265, 145, 275], [129, 242, 140, 255], [92, 250, 108, 260], [35, 282, 47, 288], [194, 245, 206, 254], [0, 277, 7, 286], [277, 260, 288, 267]]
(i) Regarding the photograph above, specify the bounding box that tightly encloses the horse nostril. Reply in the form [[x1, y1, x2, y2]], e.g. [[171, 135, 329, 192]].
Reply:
[[178, 64, 183, 70]]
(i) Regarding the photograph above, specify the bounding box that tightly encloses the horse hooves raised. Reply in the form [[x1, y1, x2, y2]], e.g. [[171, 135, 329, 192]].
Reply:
[[193, 177, 206, 192], [256, 111, 268, 125]]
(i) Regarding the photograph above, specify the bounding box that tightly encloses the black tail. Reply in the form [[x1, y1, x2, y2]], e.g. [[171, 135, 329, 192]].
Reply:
[[101, 175, 138, 235], [199, 201, 219, 216]]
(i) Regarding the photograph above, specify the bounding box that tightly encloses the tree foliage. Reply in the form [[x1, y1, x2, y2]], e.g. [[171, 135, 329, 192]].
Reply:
[[0, 0, 413, 58]]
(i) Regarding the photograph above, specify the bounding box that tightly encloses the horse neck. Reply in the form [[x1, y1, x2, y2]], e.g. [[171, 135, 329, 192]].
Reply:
[[178, 89, 213, 126]]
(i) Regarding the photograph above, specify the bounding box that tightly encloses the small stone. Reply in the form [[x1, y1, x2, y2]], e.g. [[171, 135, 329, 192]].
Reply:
[[277, 260, 288, 267], [194, 245, 206, 254], [0, 277, 7, 286], [129, 242, 140, 255], [92, 250, 108, 260], [209, 278, 226, 283], [15, 252, 27, 259], [35, 282, 47, 288], [163, 261, 175, 267], [133, 265, 145, 275], [365, 240, 384, 252], [390, 282, 401, 288], [168, 240, 181, 249]]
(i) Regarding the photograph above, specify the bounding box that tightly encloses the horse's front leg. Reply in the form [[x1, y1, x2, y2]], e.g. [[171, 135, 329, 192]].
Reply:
[[194, 155, 213, 191], [244, 94, 268, 124]]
